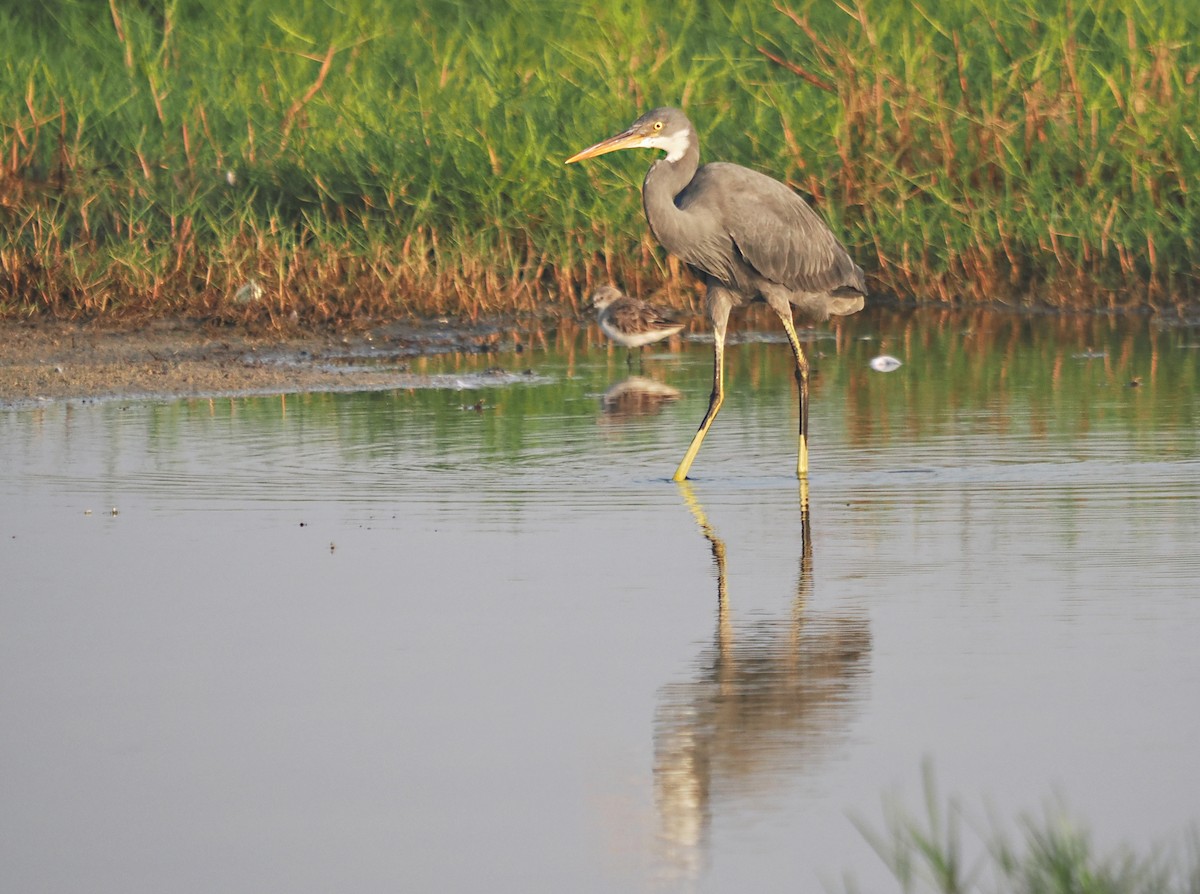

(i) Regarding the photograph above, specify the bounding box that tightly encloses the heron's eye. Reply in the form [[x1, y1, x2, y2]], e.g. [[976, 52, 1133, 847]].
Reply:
[[653, 121, 663, 131]]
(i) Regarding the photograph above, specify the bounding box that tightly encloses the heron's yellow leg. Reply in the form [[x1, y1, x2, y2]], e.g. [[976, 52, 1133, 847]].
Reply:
[[673, 334, 725, 481], [775, 311, 811, 479]]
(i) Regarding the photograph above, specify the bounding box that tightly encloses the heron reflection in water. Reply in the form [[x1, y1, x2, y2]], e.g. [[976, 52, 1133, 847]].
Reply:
[[654, 484, 872, 879]]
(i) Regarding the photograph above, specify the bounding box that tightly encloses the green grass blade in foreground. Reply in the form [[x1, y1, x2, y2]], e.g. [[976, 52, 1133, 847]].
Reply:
[[847, 765, 1200, 894]]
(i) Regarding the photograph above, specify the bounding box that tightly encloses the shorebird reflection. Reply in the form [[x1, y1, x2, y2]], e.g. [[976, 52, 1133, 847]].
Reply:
[[598, 376, 682, 419], [655, 484, 871, 879]]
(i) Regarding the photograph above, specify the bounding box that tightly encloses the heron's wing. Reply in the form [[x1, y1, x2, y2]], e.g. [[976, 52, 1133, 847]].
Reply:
[[683, 163, 865, 294]]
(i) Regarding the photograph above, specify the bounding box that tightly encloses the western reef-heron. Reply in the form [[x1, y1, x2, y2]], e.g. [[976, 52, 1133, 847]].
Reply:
[[566, 107, 866, 481]]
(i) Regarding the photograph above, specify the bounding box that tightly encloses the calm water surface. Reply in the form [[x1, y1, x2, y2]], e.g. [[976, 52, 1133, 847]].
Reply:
[[3, 308, 1199, 892]]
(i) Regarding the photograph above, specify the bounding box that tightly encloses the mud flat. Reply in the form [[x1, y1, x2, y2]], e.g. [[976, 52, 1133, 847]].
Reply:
[[0, 317, 538, 407]]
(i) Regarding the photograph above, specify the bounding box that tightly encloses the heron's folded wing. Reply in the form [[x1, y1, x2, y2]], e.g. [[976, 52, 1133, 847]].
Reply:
[[688, 163, 865, 295]]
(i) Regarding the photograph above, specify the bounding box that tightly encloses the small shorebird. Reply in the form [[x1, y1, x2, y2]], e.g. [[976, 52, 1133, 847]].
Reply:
[[589, 285, 685, 366]]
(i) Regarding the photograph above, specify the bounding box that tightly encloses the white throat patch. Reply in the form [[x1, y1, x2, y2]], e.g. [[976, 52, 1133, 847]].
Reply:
[[640, 128, 692, 163]]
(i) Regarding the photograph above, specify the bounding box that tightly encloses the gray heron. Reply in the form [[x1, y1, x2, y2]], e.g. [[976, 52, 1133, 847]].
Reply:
[[566, 107, 865, 481]]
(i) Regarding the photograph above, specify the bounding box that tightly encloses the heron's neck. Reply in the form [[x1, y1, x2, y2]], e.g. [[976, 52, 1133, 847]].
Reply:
[[642, 140, 700, 254]]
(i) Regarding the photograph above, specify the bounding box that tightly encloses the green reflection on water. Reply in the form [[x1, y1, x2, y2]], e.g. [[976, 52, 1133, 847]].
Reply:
[[840, 309, 1199, 450], [124, 308, 1199, 467]]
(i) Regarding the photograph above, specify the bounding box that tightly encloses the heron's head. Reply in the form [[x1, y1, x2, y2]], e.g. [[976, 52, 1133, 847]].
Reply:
[[565, 107, 694, 165], [588, 285, 624, 311]]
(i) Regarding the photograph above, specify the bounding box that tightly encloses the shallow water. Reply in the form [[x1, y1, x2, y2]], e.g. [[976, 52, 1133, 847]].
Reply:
[[3, 308, 1199, 892]]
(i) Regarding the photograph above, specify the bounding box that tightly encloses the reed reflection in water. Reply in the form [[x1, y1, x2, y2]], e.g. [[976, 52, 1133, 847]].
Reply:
[[654, 483, 872, 881]]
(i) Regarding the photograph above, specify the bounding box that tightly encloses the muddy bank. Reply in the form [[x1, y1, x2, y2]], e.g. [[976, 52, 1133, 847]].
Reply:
[[0, 316, 548, 408]]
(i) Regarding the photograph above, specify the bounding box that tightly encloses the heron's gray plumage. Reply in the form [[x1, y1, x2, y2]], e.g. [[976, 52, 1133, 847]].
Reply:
[[635, 108, 865, 314]]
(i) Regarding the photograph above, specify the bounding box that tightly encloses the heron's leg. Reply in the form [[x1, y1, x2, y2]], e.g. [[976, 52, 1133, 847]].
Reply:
[[775, 310, 811, 478], [673, 305, 729, 481]]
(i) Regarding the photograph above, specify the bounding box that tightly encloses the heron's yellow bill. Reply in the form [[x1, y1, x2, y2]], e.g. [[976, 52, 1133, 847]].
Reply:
[[564, 128, 644, 164]]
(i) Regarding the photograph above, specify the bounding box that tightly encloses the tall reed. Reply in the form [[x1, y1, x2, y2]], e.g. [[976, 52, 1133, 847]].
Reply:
[[759, 0, 1200, 309], [1, 0, 1196, 321]]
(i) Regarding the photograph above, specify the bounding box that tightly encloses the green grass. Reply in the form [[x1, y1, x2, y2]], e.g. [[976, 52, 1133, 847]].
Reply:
[[2, 0, 1199, 321], [849, 768, 1200, 894]]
